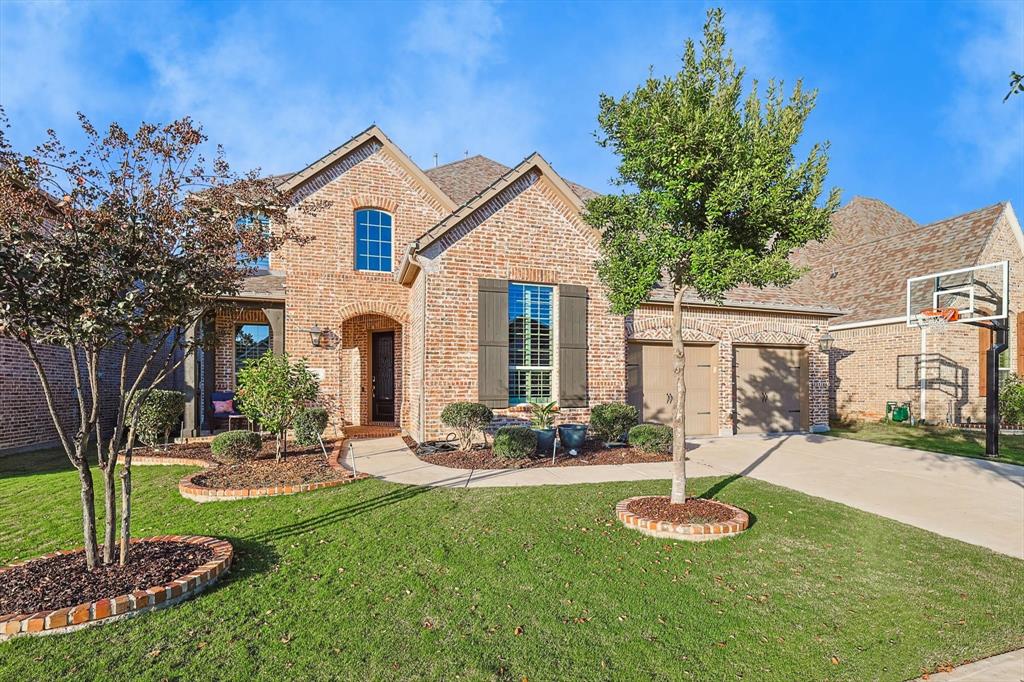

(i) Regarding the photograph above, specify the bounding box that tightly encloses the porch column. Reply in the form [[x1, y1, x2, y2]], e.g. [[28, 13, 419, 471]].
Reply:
[[182, 320, 202, 438], [263, 306, 285, 355]]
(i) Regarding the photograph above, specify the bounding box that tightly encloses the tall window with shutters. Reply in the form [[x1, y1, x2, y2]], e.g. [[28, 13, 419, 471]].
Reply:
[[508, 283, 553, 404]]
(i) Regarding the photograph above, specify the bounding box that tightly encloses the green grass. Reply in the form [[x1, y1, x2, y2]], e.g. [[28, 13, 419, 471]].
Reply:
[[1, 449, 1022, 681], [830, 421, 1024, 466]]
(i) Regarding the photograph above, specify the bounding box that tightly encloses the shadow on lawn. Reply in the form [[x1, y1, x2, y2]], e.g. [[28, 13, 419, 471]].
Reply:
[[0, 448, 76, 478], [215, 537, 281, 586], [250, 484, 430, 543]]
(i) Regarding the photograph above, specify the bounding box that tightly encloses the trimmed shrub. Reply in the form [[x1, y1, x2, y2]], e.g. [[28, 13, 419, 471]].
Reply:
[[628, 423, 673, 454], [131, 389, 186, 447], [440, 402, 494, 450], [210, 430, 262, 464], [1000, 373, 1024, 425], [492, 426, 538, 460], [294, 407, 329, 446], [590, 402, 639, 443]]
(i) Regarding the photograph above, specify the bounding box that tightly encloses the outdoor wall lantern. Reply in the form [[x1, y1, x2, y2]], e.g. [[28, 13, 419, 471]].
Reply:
[[301, 325, 324, 348], [816, 326, 835, 353]]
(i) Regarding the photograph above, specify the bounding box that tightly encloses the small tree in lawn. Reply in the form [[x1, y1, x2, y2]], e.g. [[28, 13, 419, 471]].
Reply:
[[583, 8, 839, 504], [236, 353, 320, 461], [0, 113, 315, 568]]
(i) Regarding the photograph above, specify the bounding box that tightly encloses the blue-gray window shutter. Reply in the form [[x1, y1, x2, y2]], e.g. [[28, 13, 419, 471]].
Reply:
[[559, 284, 588, 408], [478, 279, 509, 408]]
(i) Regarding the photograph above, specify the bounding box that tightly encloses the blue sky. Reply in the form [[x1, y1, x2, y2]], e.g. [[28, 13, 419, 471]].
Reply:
[[1, 1, 1021, 224]]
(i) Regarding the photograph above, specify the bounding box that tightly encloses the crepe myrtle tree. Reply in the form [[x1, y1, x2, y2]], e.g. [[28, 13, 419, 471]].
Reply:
[[583, 8, 839, 504], [0, 112, 318, 568]]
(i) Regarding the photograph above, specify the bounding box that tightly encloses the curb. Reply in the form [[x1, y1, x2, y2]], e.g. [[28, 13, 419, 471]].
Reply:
[[0, 535, 232, 640]]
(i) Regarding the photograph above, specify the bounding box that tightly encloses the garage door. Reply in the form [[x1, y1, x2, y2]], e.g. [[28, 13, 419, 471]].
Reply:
[[734, 346, 806, 434], [626, 343, 717, 435]]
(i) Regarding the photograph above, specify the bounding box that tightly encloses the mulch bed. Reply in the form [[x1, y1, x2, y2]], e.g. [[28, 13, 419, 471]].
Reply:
[[625, 496, 736, 524], [189, 441, 345, 489], [0, 542, 213, 614], [417, 440, 672, 469], [133, 440, 216, 462]]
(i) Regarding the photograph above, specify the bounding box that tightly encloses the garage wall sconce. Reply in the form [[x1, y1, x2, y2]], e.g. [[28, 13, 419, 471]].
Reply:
[[815, 326, 835, 353]]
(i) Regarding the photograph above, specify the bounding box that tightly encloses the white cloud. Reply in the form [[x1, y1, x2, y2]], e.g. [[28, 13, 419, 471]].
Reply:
[[947, 1, 1024, 185], [385, 0, 539, 167]]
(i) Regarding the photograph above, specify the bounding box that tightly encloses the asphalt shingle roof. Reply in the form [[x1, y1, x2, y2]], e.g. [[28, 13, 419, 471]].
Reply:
[[805, 201, 1006, 325], [425, 154, 600, 206]]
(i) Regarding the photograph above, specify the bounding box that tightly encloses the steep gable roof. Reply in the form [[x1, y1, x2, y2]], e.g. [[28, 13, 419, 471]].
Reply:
[[277, 125, 457, 212], [809, 202, 1008, 325], [425, 154, 600, 206], [795, 196, 918, 266], [396, 153, 593, 284]]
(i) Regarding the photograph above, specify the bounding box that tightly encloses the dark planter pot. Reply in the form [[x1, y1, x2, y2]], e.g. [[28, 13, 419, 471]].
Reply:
[[557, 424, 588, 454], [532, 428, 556, 455]]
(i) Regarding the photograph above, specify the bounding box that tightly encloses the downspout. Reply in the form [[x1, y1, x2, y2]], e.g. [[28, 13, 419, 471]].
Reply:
[[420, 256, 428, 444], [402, 239, 428, 444]]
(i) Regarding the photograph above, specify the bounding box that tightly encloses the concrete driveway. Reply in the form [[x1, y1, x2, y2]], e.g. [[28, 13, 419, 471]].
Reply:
[[349, 433, 1024, 558]]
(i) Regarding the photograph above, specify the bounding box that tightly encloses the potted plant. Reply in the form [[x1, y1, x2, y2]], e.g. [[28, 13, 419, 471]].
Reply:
[[529, 401, 558, 455], [557, 423, 588, 456]]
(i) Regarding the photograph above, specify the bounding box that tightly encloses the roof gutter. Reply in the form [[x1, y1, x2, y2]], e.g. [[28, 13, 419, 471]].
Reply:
[[395, 240, 421, 286], [829, 316, 906, 331], [643, 299, 846, 318]]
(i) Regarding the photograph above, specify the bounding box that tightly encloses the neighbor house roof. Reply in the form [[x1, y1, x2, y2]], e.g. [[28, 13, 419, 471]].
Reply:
[[808, 201, 1010, 326]]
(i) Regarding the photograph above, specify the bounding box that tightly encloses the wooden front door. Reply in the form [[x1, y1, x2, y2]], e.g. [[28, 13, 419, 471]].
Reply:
[[626, 342, 717, 435], [371, 331, 395, 423], [734, 346, 805, 433]]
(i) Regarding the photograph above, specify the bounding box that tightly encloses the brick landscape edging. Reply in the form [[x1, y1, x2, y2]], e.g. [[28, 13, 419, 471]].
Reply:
[[131, 454, 214, 468], [178, 440, 367, 503], [615, 496, 750, 541], [0, 535, 232, 641]]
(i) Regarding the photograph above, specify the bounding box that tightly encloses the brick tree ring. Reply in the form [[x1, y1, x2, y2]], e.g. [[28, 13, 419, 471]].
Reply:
[[615, 496, 750, 541], [0, 535, 232, 640], [177, 439, 368, 502]]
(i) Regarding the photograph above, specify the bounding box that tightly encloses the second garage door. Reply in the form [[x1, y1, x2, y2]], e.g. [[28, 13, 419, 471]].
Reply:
[[734, 346, 807, 434], [626, 343, 718, 436]]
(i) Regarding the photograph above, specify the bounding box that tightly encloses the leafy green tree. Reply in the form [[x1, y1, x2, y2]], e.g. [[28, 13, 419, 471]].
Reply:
[[236, 353, 320, 461], [583, 8, 840, 503]]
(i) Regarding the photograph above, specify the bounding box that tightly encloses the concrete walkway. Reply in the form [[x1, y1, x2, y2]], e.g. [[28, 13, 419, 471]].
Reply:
[[348, 433, 1024, 558]]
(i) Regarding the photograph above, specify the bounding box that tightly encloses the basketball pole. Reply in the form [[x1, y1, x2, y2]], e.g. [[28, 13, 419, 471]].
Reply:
[[978, 319, 1009, 458]]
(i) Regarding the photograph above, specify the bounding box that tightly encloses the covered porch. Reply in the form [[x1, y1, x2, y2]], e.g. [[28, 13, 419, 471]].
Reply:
[[182, 284, 285, 437]]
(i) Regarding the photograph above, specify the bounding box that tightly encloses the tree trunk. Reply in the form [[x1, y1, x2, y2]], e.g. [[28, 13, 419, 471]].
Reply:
[[119, 446, 133, 566], [102, 463, 117, 564], [77, 461, 100, 569], [275, 434, 283, 462], [670, 286, 688, 504]]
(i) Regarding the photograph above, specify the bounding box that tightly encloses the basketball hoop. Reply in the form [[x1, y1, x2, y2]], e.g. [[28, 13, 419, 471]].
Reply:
[[915, 307, 960, 332]]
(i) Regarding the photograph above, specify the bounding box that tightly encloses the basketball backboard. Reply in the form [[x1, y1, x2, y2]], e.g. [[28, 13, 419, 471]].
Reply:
[[906, 261, 1008, 328]]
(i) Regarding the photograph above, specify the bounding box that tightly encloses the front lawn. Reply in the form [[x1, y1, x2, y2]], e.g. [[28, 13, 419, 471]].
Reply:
[[831, 421, 1024, 466], [1, 448, 1022, 680]]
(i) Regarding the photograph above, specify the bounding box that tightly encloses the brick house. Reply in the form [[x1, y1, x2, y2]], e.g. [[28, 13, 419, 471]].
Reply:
[[807, 197, 1024, 424], [171, 125, 840, 444], [27, 125, 1009, 453]]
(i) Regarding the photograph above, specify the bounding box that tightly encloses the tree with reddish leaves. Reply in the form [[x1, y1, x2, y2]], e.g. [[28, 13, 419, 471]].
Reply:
[[0, 113, 317, 569]]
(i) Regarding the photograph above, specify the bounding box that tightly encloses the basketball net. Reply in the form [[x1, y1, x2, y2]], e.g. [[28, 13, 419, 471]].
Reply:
[[915, 307, 959, 333]]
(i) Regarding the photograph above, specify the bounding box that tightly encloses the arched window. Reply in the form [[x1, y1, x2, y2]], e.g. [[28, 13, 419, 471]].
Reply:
[[354, 209, 393, 272]]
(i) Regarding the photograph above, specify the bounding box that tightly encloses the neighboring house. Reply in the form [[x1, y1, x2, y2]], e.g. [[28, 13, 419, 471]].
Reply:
[[178, 125, 839, 443], [809, 198, 1024, 424]]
